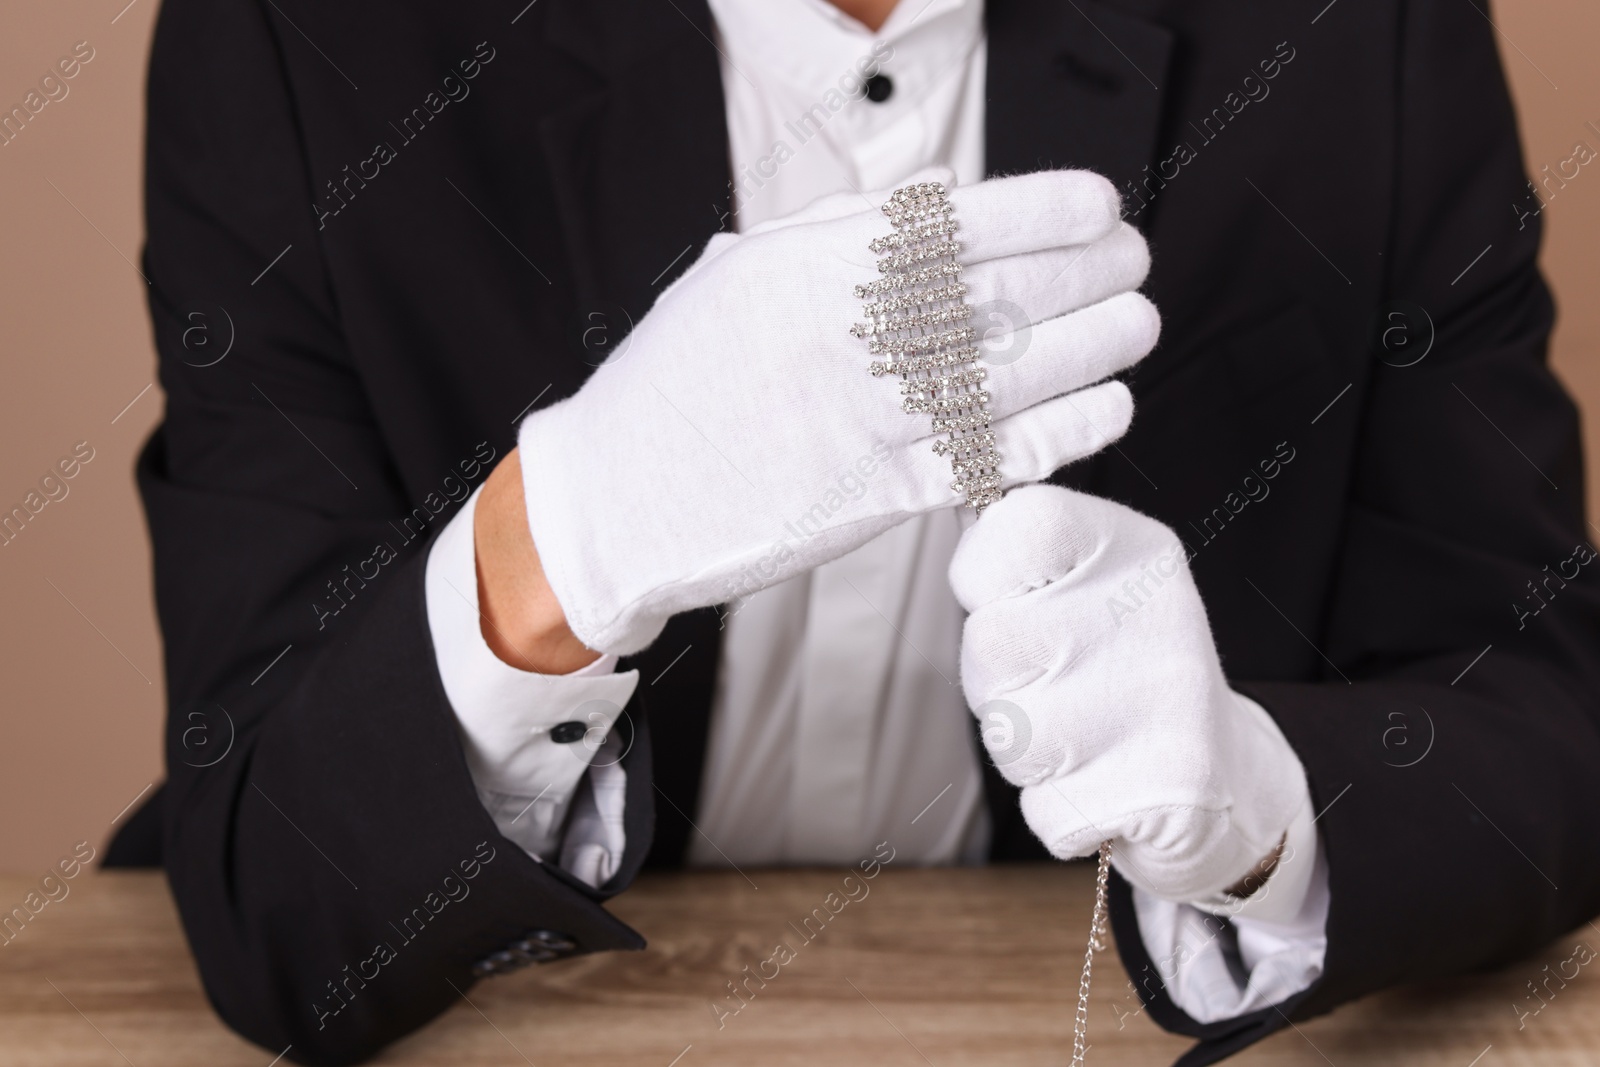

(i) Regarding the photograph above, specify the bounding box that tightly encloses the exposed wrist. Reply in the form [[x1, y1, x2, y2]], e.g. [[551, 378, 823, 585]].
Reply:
[[474, 448, 600, 674]]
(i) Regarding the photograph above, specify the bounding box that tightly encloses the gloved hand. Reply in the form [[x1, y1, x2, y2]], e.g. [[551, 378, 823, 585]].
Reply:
[[520, 169, 1160, 655], [948, 484, 1312, 903]]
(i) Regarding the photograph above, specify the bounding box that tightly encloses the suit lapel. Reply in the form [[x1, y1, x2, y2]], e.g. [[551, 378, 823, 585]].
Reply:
[[538, 0, 732, 322], [985, 0, 1174, 203], [986, 0, 1174, 500]]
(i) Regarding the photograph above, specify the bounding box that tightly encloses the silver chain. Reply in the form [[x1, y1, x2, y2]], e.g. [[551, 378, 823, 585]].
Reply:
[[1072, 841, 1113, 1067]]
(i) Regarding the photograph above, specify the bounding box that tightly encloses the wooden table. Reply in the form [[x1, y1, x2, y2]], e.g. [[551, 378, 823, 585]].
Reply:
[[1, 867, 1595, 1066]]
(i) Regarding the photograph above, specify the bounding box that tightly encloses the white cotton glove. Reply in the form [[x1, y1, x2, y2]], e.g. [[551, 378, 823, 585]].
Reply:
[[948, 484, 1312, 903], [519, 168, 1161, 654]]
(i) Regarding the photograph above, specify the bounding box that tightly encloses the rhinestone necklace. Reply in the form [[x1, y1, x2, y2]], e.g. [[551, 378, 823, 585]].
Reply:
[[853, 180, 1114, 1063]]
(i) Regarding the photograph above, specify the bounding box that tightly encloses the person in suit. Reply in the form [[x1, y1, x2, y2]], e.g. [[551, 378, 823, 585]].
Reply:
[[108, 0, 1600, 1064]]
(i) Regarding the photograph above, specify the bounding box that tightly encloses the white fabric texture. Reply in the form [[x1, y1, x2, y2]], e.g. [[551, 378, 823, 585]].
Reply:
[[1131, 799, 1329, 1022], [516, 164, 1158, 655], [948, 483, 1314, 903], [693, 509, 991, 865], [422, 0, 1331, 1026], [558, 729, 630, 888], [691, 0, 993, 867]]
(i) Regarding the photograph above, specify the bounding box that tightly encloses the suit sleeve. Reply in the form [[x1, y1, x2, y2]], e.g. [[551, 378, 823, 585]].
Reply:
[[1109, 1, 1600, 1062], [140, 2, 653, 1063]]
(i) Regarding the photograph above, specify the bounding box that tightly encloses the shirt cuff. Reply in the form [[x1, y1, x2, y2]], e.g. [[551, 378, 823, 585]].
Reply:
[[424, 484, 640, 872], [1129, 797, 1329, 1023]]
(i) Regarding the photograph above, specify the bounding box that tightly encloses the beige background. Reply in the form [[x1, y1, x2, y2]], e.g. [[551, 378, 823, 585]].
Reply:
[[0, 1, 1595, 873]]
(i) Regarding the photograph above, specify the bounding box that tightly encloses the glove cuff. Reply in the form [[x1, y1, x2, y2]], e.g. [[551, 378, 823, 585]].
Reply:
[[517, 405, 667, 656], [1189, 784, 1318, 923], [1196, 691, 1315, 903], [1101, 690, 1312, 903]]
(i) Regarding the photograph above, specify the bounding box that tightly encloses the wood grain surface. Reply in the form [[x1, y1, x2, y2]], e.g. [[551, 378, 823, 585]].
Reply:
[[0, 866, 1595, 1066]]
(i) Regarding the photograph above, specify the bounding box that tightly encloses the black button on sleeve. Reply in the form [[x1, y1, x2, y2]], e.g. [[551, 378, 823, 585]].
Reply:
[[549, 721, 587, 744]]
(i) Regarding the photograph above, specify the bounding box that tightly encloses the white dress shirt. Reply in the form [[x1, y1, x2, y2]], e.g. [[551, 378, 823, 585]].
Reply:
[[690, 0, 991, 869], [424, 0, 1329, 1024]]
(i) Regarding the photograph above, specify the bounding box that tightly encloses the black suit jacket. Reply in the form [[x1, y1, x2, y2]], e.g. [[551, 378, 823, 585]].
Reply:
[[114, 0, 1600, 1063]]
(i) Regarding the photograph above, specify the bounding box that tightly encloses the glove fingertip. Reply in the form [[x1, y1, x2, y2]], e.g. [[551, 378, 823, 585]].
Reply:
[[1083, 379, 1135, 445], [993, 381, 1134, 489], [947, 483, 1076, 609]]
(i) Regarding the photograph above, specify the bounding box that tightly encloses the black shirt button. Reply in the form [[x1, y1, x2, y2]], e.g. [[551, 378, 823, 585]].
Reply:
[[549, 721, 587, 744], [864, 73, 894, 103]]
